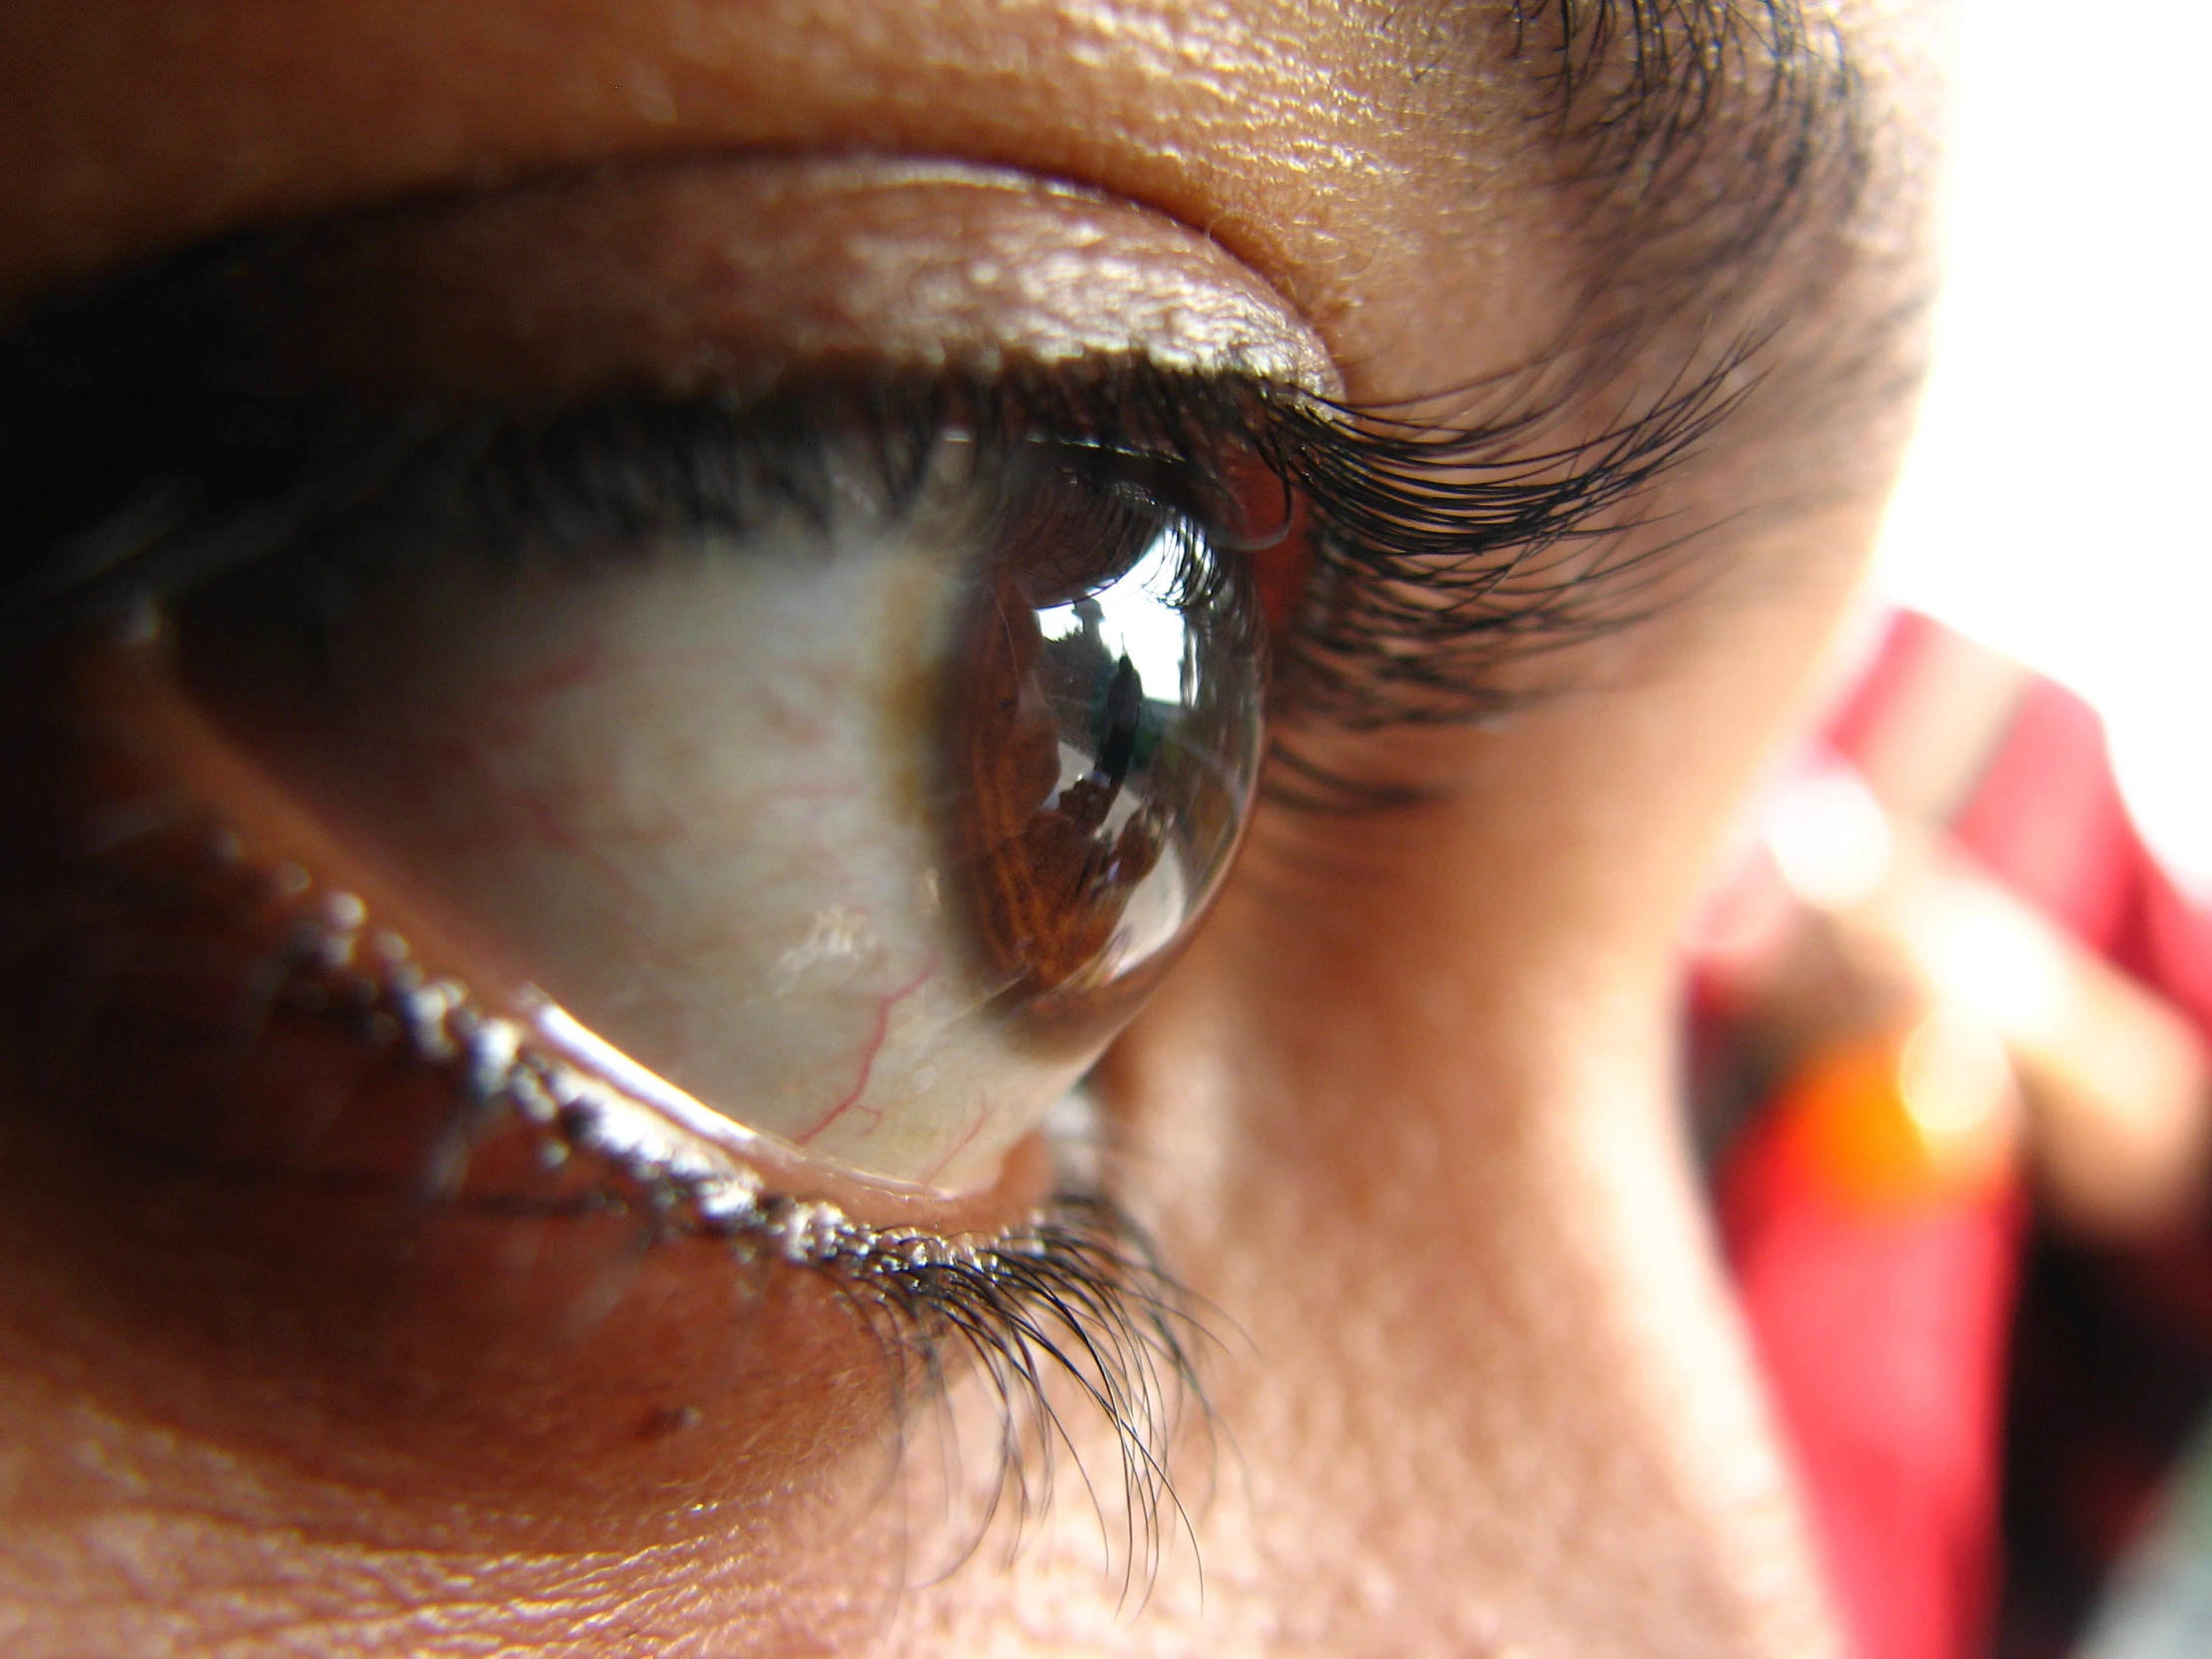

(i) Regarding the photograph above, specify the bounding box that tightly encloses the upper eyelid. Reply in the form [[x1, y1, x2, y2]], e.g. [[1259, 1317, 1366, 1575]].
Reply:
[[1, 152, 1795, 829], [0, 223, 1744, 750], [87, 157, 1347, 400]]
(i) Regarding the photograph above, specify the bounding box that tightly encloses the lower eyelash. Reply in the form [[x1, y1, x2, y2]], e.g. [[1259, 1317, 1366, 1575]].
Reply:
[[34, 790, 1212, 1577]]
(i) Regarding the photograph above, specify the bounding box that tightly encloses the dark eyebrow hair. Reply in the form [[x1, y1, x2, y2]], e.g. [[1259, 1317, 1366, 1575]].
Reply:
[[1526, 1, 1858, 176], [1501, 0, 1869, 361]]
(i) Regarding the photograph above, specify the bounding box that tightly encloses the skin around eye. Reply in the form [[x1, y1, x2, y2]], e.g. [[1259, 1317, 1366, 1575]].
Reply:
[[0, 2, 1948, 1651], [0, 154, 1329, 1207]]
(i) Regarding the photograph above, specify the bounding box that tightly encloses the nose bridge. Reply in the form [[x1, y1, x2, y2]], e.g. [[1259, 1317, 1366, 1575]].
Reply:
[[1100, 943, 1851, 1659]]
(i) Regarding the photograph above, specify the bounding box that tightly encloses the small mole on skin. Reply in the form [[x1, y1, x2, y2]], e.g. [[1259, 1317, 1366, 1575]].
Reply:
[[639, 1403, 705, 1440]]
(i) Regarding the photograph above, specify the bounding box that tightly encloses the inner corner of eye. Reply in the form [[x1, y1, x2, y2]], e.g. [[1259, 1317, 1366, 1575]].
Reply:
[[87, 385, 1272, 1200]]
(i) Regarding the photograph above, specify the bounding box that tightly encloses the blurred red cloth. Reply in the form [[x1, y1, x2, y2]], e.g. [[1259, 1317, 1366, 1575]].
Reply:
[[1714, 609, 2212, 1659], [1722, 1115, 2023, 1659]]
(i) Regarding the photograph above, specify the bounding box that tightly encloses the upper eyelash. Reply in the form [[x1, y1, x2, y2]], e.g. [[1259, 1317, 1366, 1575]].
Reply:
[[1268, 354, 1750, 728], [0, 259, 1735, 745]]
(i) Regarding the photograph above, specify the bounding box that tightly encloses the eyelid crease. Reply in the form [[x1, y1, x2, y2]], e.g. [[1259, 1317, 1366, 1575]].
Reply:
[[26, 157, 1346, 406]]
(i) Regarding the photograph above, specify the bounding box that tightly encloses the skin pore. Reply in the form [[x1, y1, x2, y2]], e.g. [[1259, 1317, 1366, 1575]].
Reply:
[[0, 2, 1947, 1655]]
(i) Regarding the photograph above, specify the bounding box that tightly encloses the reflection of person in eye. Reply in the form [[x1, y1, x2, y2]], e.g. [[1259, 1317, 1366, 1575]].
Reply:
[[0, 2, 1945, 1655], [963, 572, 1169, 996]]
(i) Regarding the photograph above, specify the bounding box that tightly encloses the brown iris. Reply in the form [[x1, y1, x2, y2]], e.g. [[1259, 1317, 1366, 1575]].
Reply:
[[947, 445, 1262, 1026]]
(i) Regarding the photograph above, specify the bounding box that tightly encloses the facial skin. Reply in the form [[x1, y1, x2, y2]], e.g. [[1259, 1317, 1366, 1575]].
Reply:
[[0, 2, 1947, 1655]]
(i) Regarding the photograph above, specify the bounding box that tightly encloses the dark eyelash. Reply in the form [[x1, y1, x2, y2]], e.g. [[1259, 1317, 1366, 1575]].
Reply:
[[0, 267, 1735, 739], [1270, 356, 1747, 724], [273, 852, 1214, 1584]]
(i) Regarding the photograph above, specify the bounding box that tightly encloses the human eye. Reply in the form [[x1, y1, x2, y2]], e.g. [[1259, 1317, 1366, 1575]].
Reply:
[[0, 156, 1357, 1535], [0, 0, 1972, 1645], [0, 145, 1748, 1577], [50, 357, 1281, 1200]]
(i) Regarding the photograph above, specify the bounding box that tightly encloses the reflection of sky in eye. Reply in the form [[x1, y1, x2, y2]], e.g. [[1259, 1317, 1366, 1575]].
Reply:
[[1036, 605, 1086, 643], [1099, 529, 1194, 702], [1034, 526, 1192, 705]]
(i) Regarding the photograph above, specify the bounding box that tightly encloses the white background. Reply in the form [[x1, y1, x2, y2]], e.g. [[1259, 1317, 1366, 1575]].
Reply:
[[1874, 0, 2212, 895]]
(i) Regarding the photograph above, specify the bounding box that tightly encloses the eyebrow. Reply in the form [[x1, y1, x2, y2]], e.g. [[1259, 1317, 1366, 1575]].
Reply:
[[1505, 0, 1868, 345]]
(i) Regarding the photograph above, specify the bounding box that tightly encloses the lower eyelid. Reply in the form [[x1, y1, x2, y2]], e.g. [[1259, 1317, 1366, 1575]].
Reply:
[[0, 620, 1206, 1553], [27, 622, 1056, 1232]]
